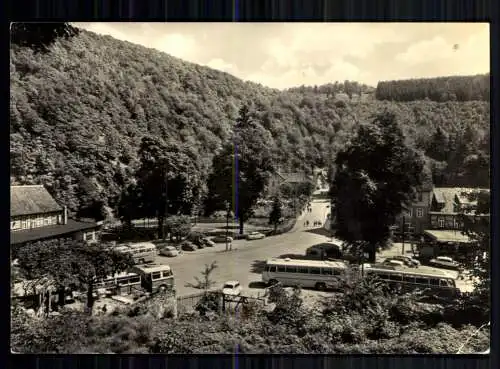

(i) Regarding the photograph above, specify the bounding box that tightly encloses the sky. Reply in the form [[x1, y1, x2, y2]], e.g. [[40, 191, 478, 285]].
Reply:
[[73, 22, 489, 89]]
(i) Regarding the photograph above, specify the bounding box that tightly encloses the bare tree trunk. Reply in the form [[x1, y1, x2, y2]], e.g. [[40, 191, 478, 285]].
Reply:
[[239, 218, 244, 235], [86, 283, 95, 314], [57, 287, 65, 307], [158, 215, 165, 239]]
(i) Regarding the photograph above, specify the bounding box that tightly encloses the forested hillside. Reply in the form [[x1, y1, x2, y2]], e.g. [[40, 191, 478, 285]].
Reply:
[[376, 74, 490, 102], [10, 26, 490, 218]]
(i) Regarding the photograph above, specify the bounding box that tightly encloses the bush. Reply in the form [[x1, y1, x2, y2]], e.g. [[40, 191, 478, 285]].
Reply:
[[11, 310, 91, 353], [195, 293, 221, 316]]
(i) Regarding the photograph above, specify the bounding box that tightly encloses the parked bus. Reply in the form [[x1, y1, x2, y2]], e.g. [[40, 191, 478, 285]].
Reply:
[[131, 264, 175, 294], [94, 271, 142, 296], [113, 242, 156, 264], [262, 258, 348, 290], [363, 264, 460, 299]]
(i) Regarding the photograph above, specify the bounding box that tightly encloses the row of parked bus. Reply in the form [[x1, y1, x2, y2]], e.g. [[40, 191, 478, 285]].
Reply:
[[111, 242, 157, 264], [12, 263, 176, 306], [94, 263, 175, 296], [261, 258, 460, 299]]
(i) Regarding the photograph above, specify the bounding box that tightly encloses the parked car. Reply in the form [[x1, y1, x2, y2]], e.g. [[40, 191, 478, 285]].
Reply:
[[212, 235, 233, 243], [222, 280, 242, 296], [192, 238, 205, 249], [159, 246, 180, 257], [429, 256, 462, 271], [382, 259, 405, 268], [246, 232, 265, 240], [201, 238, 215, 247], [388, 255, 420, 268], [180, 241, 197, 252]]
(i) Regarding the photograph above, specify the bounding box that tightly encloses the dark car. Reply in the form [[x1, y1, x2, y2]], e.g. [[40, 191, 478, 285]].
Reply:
[[180, 241, 197, 252], [192, 238, 206, 249]]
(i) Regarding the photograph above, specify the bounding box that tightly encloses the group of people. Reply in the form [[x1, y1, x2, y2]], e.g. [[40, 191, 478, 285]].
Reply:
[[303, 220, 322, 227]]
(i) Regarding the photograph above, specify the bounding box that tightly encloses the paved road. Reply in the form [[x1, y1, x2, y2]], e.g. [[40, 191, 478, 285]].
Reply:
[[154, 195, 474, 296], [156, 198, 332, 297]]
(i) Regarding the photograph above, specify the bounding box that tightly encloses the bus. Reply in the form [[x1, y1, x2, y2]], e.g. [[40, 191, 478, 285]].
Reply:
[[363, 264, 460, 299], [94, 271, 142, 296], [114, 242, 156, 264], [262, 258, 348, 290], [131, 264, 175, 294]]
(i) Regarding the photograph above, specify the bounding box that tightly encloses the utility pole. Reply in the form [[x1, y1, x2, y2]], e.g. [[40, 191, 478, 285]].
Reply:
[[225, 201, 230, 251], [162, 165, 169, 241], [401, 216, 405, 255]]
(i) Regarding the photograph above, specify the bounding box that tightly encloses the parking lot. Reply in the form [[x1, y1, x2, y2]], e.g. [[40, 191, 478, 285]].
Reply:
[[151, 199, 475, 297]]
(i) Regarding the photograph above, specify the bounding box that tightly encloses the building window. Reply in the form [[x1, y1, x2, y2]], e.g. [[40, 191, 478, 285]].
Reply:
[[438, 219, 445, 228], [21, 217, 28, 230], [453, 219, 459, 229], [416, 208, 423, 218], [11, 220, 21, 231]]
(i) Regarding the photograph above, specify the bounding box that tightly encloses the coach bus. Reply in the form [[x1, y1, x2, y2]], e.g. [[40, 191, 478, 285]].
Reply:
[[114, 242, 156, 264], [131, 264, 175, 294], [94, 271, 142, 296], [363, 264, 460, 299], [262, 258, 348, 290]]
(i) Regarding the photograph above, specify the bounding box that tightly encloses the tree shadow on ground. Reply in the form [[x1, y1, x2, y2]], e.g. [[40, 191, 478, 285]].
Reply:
[[250, 260, 267, 274], [303, 228, 332, 237], [248, 281, 268, 289]]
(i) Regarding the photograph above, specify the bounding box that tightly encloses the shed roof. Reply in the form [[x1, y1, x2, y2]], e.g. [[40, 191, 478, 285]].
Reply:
[[10, 219, 99, 245], [11, 185, 63, 217], [432, 187, 484, 214], [423, 229, 472, 243]]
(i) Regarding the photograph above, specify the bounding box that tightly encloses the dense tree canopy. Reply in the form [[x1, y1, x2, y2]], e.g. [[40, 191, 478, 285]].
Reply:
[[376, 75, 489, 102], [204, 104, 275, 234], [330, 111, 427, 262], [10, 26, 490, 219], [125, 136, 203, 238]]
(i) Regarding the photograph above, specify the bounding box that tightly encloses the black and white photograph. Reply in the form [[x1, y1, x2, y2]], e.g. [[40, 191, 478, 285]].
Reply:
[[10, 22, 490, 354]]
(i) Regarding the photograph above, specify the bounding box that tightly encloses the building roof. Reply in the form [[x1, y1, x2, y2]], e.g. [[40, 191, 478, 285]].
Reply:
[[423, 229, 472, 243], [10, 219, 99, 246], [11, 185, 63, 217], [432, 187, 487, 214]]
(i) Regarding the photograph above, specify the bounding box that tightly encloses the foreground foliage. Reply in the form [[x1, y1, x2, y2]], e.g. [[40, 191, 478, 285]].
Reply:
[[12, 275, 490, 354]]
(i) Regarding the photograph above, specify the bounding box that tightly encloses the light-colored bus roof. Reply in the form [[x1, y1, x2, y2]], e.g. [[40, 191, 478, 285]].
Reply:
[[267, 258, 347, 269], [128, 242, 156, 249], [105, 271, 139, 279], [132, 264, 172, 273], [365, 264, 451, 277]]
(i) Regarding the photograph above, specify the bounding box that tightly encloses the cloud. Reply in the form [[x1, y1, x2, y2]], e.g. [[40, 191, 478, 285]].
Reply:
[[245, 59, 363, 89], [204, 58, 238, 74], [151, 33, 198, 60], [395, 36, 455, 65], [395, 27, 489, 76]]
